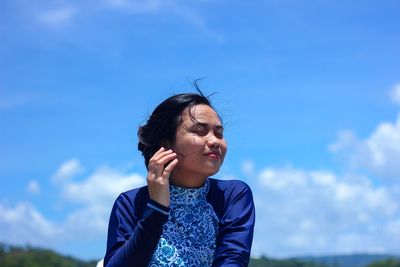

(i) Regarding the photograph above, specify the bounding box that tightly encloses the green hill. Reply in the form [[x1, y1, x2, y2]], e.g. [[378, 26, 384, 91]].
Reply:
[[0, 243, 97, 267], [1, 243, 399, 267], [366, 259, 400, 267], [293, 254, 400, 267], [249, 256, 327, 267]]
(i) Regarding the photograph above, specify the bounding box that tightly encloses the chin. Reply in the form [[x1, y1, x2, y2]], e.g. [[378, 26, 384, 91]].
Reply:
[[203, 167, 221, 177]]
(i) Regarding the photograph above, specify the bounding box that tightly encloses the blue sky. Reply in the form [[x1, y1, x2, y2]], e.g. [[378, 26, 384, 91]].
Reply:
[[1, 0, 400, 261]]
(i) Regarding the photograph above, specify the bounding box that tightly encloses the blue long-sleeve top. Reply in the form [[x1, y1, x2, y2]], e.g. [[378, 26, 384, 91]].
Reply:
[[104, 178, 255, 267]]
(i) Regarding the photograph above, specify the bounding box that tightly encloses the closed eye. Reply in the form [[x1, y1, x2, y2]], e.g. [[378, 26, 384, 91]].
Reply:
[[214, 128, 224, 139], [189, 123, 224, 139], [190, 123, 209, 136]]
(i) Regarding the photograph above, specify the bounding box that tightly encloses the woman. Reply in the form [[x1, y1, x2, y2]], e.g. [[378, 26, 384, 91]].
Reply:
[[104, 89, 255, 267]]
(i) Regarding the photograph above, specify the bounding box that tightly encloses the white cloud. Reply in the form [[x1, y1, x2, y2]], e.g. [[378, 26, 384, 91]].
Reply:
[[0, 203, 60, 247], [26, 180, 41, 194], [60, 165, 145, 239], [38, 6, 78, 27], [252, 166, 400, 257], [57, 161, 145, 239], [20, 0, 223, 43], [0, 160, 145, 256], [241, 160, 255, 176], [52, 158, 84, 183], [259, 166, 308, 190], [105, 0, 166, 13], [390, 84, 400, 105], [253, 86, 400, 257], [329, 114, 400, 183], [102, 0, 224, 42], [63, 166, 144, 205]]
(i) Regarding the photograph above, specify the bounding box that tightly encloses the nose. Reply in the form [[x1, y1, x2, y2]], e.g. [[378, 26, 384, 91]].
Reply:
[[206, 133, 220, 148]]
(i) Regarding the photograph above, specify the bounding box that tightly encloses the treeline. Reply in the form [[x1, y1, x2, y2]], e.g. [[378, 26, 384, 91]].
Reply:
[[1, 243, 399, 267], [0, 243, 97, 267], [367, 259, 400, 267], [249, 256, 327, 267], [249, 256, 400, 267]]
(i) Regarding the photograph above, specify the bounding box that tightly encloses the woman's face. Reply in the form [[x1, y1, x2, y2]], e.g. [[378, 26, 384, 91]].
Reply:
[[170, 104, 227, 187]]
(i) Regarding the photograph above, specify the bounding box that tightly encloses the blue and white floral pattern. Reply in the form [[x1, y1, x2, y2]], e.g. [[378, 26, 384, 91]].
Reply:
[[149, 179, 218, 266]]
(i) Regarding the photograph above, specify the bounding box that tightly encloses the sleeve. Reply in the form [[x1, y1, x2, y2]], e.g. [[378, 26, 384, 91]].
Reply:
[[104, 193, 169, 267], [212, 182, 255, 267]]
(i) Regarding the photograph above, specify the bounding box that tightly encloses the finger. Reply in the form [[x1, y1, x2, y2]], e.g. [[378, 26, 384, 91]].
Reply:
[[148, 152, 177, 177], [162, 158, 179, 178], [155, 153, 177, 173], [148, 148, 172, 171], [150, 147, 166, 161], [150, 148, 175, 163], [151, 152, 176, 168]]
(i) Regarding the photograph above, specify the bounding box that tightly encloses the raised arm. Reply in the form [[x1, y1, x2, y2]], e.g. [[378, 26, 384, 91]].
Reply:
[[104, 194, 169, 267], [105, 147, 178, 267]]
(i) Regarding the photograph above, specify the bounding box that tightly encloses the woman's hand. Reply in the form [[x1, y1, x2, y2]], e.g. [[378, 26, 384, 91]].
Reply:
[[147, 147, 178, 207]]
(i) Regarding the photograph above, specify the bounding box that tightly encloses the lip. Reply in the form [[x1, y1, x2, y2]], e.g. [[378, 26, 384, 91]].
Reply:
[[205, 152, 221, 159]]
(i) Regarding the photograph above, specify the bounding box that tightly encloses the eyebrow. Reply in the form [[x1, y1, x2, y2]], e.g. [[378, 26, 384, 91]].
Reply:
[[192, 122, 224, 130]]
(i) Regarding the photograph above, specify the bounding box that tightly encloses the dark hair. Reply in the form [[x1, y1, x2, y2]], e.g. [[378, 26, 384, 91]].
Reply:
[[138, 89, 215, 169]]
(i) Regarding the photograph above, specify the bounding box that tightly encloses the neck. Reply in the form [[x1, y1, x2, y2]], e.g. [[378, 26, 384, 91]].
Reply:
[[170, 171, 207, 188]]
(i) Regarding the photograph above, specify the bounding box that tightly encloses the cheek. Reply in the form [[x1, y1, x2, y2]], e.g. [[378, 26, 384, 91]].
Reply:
[[174, 135, 206, 154], [221, 141, 228, 157], [191, 135, 207, 147]]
